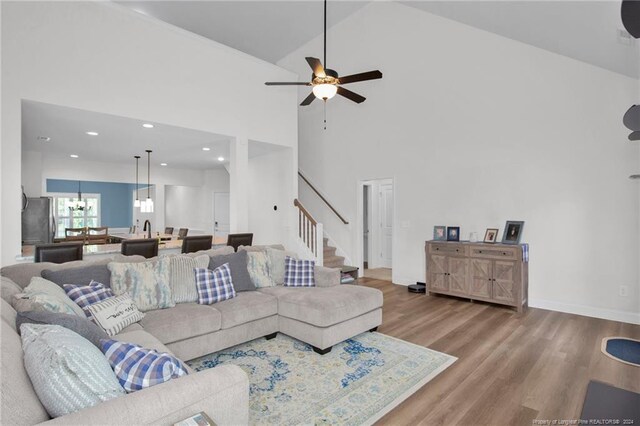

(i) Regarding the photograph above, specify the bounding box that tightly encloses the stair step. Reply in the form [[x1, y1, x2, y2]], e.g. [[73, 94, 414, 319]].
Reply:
[[324, 255, 345, 268], [323, 246, 336, 256]]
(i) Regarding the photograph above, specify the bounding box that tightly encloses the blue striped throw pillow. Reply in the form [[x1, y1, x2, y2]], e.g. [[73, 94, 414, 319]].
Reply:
[[194, 263, 236, 304], [284, 256, 315, 287], [101, 339, 188, 392]]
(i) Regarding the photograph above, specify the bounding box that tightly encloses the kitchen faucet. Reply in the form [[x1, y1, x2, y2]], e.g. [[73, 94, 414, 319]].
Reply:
[[143, 220, 151, 239]]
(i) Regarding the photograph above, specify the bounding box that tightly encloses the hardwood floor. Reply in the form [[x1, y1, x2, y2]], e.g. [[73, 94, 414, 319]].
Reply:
[[358, 277, 640, 426]]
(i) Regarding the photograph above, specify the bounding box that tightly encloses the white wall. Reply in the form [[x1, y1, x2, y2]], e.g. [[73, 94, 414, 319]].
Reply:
[[2, 1, 298, 265], [279, 2, 640, 323]]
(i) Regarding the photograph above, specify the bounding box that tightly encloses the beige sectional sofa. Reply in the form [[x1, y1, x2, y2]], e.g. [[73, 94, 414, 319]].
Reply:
[[0, 247, 383, 425]]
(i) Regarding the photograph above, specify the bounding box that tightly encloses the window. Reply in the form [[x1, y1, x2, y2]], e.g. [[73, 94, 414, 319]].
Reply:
[[52, 193, 100, 238]]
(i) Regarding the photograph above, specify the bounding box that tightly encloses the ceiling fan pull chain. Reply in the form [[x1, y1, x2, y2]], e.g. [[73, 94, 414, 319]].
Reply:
[[324, 100, 327, 130]]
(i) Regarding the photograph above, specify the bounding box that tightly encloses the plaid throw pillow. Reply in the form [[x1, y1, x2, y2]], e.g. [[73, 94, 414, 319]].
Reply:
[[194, 264, 236, 304], [100, 339, 188, 393], [284, 256, 315, 287], [63, 281, 114, 318]]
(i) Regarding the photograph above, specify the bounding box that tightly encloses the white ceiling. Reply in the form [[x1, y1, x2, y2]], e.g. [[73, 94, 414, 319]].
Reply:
[[22, 100, 231, 170], [117, 0, 638, 79]]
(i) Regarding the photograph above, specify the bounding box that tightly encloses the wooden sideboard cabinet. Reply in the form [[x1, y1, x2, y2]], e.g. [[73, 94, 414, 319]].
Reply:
[[425, 241, 528, 313]]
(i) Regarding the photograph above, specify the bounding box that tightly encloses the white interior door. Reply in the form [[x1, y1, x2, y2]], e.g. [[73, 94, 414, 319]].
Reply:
[[213, 192, 230, 240], [379, 183, 393, 268]]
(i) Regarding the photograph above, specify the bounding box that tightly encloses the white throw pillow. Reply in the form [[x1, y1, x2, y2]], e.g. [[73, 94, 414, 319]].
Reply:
[[108, 257, 174, 311], [265, 247, 299, 286], [20, 323, 125, 418], [13, 277, 85, 317], [168, 254, 210, 303], [86, 294, 145, 337]]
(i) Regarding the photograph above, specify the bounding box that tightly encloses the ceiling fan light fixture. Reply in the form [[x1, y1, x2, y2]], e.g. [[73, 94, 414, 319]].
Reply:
[[313, 83, 338, 100]]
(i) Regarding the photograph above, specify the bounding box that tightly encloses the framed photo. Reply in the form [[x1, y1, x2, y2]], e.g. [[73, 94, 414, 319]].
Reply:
[[502, 221, 524, 245], [446, 226, 460, 242], [433, 226, 446, 241], [483, 228, 499, 243]]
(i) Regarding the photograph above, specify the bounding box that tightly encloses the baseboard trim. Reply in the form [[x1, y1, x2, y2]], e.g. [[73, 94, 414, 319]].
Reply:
[[529, 299, 640, 325]]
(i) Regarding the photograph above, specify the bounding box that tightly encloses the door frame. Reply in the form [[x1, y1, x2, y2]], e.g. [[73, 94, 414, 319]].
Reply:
[[356, 177, 394, 275]]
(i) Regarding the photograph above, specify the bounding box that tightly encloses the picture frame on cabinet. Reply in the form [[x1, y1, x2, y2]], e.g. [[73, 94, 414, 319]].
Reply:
[[446, 226, 460, 242], [484, 228, 499, 243], [502, 221, 524, 245], [433, 226, 446, 241]]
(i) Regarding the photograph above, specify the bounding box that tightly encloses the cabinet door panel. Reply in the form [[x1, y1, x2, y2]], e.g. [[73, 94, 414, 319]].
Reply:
[[448, 257, 468, 295], [470, 258, 492, 298], [493, 260, 517, 304], [428, 254, 449, 292]]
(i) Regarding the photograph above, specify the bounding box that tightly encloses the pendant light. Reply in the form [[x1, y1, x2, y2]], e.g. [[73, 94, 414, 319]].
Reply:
[[134, 155, 141, 208], [141, 149, 154, 213], [69, 181, 90, 212]]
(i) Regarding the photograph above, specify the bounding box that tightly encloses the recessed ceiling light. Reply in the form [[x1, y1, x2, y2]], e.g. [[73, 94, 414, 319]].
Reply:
[[218, 156, 225, 162], [86, 131, 98, 136], [142, 123, 154, 128], [160, 163, 167, 166], [202, 147, 211, 151], [70, 154, 79, 158], [37, 136, 51, 142]]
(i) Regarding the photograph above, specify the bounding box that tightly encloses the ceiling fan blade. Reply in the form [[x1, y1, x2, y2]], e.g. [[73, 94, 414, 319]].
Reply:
[[622, 0, 640, 38], [305, 57, 326, 78], [338, 70, 383, 85], [623, 105, 640, 131], [265, 82, 311, 86], [300, 92, 316, 106], [337, 86, 366, 104], [630, 131, 640, 141]]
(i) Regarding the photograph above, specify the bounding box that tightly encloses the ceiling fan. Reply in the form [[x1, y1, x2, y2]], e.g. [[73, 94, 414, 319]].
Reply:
[[621, 1, 639, 142], [265, 0, 382, 106]]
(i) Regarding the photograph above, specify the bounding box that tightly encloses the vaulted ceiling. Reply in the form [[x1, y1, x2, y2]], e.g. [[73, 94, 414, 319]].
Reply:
[[118, 1, 639, 79]]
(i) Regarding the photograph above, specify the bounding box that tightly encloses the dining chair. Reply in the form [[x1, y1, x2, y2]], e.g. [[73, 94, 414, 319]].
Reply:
[[87, 227, 109, 245], [65, 227, 87, 244], [164, 227, 174, 236], [181, 235, 213, 254], [35, 243, 83, 263], [177, 228, 189, 240], [226, 233, 253, 252], [121, 239, 158, 259]]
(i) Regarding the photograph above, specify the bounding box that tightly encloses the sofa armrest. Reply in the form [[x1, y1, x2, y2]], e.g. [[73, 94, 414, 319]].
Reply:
[[315, 265, 341, 287], [41, 365, 249, 426]]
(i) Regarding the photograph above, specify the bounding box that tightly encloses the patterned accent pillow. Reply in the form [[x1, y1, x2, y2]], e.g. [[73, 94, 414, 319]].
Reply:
[[86, 294, 145, 337], [101, 339, 188, 393], [108, 258, 174, 312], [246, 251, 275, 288], [14, 277, 86, 317], [168, 254, 210, 304], [265, 247, 299, 286], [21, 324, 125, 417], [194, 264, 236, 304], [63, 281, 114, 318], [284, 256, 316, 287]]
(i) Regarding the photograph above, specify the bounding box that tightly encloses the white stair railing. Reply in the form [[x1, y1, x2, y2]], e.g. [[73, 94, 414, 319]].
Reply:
[[293, 199, 324, 266]]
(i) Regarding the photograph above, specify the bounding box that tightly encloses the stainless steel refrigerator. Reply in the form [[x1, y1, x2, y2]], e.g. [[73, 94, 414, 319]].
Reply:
[[22, 197, 55, 245]]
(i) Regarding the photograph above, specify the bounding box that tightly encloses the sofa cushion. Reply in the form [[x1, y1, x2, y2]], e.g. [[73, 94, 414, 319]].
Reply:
[[184, 245, 234, 258], [238, 244, 285, 252], [108, 257, 174, 312], [168, 254, 210, 303], [1, 298, 17, 332], [14, 277, 86, 317], [140, 303, 222, 344], [213, 291, 278, 330], [87, 294, 146, 337], [16, 310, 109, 348], [208, 251, 255, 292], [42, 264, 111, 288], [0, 320, 50, 425], [264, 285, 383, 327], [246, 251, 274, 288], [101, 339, 188, 393], [21, 324, 125, 418]]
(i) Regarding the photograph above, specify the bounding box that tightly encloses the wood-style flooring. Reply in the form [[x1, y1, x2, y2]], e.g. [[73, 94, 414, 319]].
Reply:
[[358, 277, 640, 426]]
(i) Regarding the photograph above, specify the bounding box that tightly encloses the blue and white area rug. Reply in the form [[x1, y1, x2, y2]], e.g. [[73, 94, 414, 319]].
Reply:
[[188, 332, 456, 425]]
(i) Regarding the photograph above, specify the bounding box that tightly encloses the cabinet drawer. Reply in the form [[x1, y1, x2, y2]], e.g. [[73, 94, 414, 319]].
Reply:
[[428, 243, 466, 256], [469, 245, 519, 260]]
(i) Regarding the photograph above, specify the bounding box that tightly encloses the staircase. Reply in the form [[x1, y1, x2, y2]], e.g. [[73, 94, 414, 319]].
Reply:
[[323, 238, 345, 268]]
